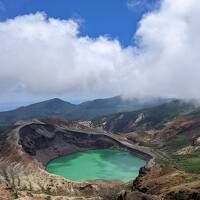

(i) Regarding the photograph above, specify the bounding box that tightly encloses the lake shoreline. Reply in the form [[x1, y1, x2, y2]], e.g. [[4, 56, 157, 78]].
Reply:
[[46, 149, 146, 181], [40, 129, 155, 170]]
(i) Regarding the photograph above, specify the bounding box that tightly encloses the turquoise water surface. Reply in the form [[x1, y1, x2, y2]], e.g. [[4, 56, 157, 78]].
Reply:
[[46, 149, 146, 181]]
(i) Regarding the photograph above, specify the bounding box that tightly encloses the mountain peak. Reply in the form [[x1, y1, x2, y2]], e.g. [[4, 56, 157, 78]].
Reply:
[[39, 98, 75, 106], [44, 98, 65, 103]]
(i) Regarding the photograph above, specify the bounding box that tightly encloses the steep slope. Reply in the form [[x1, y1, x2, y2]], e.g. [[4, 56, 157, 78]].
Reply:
[[120, 114, 200, 200], [92, 100, 197, 133], [0, 96, 170, 125]]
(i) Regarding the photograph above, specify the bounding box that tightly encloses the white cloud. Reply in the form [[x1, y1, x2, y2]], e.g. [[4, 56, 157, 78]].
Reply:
[[0, 12, 129, 99], [127, 0, 157, 12], [0, 0, 200, 101], [127, 0, 142, 11]]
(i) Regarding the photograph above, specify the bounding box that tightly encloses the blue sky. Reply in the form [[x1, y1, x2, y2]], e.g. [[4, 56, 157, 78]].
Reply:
[[0, 0, 157, 46], [0, 0, 199, 109], [0, 0, 159, 110]]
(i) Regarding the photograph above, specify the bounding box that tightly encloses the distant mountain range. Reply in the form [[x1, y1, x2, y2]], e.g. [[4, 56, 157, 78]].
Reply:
[[0, 96, 170, 125]]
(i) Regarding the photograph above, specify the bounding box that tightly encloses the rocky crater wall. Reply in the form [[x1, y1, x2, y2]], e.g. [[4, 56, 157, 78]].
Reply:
[[19, 123, 128, 166]]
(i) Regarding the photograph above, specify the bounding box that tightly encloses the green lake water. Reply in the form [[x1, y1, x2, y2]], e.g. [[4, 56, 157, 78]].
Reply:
[[46, 149, 146, 181]]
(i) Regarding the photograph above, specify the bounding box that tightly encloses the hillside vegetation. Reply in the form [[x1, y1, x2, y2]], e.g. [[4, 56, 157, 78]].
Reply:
[[92, 100, 196, 133]]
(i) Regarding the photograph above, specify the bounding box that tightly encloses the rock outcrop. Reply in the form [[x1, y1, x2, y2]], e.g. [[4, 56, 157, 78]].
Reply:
[[131, 165, 200, 200]]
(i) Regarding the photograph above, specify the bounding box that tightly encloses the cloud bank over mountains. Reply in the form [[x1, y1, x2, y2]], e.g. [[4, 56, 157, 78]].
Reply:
[[0, 0, 200, 100]]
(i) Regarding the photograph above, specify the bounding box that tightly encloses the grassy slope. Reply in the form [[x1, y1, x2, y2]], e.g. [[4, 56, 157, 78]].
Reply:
[[146, 110, 200, 173], [158, 126, 200, 173]]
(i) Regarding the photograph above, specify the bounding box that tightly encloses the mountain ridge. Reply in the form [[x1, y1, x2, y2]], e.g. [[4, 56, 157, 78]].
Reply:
[[92, 100, 197, 133], [0, 96, 170, 125]]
